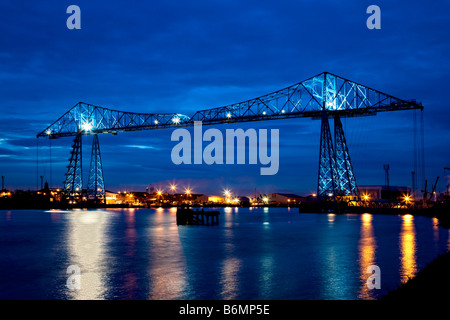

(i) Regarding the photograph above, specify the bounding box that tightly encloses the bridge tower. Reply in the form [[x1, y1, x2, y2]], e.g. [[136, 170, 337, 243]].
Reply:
[[87, 134, 105, 203], [64, 133, 83, 202], [318, 112, 338, 198], [63, 132, 105, 204], [334, 115, 358, 196], [317, 73, 358, 199]]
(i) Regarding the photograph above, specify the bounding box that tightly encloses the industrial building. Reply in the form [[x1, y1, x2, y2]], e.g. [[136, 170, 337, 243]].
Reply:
[[358, 185, 411, 201], [268, 193, 306, 205]]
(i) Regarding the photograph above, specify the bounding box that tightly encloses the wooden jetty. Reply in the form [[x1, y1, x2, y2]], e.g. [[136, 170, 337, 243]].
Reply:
[[176, 207, 220, 225]]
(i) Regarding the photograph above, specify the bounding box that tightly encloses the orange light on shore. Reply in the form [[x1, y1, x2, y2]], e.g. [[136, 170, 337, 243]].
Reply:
[[403, 194, 412, 203], [223, 189, 232, 203]]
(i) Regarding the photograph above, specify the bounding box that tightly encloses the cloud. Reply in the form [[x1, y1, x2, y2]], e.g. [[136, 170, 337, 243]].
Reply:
[[123, 145, 159, 150]]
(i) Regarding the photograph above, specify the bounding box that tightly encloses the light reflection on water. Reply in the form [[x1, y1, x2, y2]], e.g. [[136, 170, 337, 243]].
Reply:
[[358, 213, 377, 300], [67, 209, 110, 300], [399, 214, 417, 283], [146, 208, 188, 300], [220, 226, 241, 300], [0, 208, 449, 300]]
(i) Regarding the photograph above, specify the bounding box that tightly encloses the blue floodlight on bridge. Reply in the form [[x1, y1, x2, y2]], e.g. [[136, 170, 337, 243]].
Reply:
[[37, 72, 422, 203]]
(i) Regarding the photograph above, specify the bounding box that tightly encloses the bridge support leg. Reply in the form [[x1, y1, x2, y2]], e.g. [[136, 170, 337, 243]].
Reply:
[[334, 115, 358, 196], [318, 112, 338, 199], [64, 133, 83, 203], [87, 134, 105, 204], [317, 113, 358, 200]]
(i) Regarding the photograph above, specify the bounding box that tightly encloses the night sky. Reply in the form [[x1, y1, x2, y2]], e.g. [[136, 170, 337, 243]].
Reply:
[[1, 1, 449, 197]]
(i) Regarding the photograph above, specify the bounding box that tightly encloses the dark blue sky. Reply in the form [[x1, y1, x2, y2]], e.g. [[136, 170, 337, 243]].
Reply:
[[1, 0, 449, 196]]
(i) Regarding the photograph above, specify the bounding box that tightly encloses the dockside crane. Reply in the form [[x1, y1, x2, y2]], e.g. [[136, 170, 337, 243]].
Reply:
[[422, 176, 439, 207]]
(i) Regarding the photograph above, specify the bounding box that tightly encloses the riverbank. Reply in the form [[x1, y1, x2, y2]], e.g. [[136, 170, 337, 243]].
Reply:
[[381, 250, 450, 301], [380, 203, 450, 301]]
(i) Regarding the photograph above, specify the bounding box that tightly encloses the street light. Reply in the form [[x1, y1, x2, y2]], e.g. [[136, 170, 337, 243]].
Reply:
[[224, 189, 232, 203], [184, 188, 191, 204], [403, 194, 412, 205], [157, 190, 163, 204], [170, 184, 177, 199]]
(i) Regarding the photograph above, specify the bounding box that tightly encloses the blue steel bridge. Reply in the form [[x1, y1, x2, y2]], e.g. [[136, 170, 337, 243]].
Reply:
[[36, 72, 423, 204]]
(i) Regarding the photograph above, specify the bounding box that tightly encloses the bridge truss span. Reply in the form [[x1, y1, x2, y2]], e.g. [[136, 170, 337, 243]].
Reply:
[[36, 72, 423, 203]]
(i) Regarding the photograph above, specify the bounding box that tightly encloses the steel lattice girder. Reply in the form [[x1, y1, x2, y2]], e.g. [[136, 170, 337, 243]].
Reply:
[[37, 72, 422, 139], [318, 114, 358, 198], [334, 115, 358, 196], [187, 72, 422, 124], [87, 134, 105, 202], [64, 133, 82, 198], [38, 102, 191, 138], [318, 113, 338, 198]]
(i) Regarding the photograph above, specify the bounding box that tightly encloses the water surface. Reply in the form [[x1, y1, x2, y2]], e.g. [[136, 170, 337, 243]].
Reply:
[[0, 207, 448, 300]]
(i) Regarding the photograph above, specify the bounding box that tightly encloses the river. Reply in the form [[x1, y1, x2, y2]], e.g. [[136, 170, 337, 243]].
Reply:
[[0, 207, 448, 300]]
